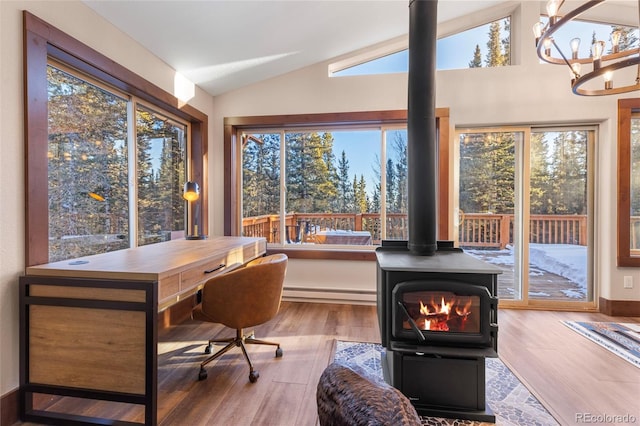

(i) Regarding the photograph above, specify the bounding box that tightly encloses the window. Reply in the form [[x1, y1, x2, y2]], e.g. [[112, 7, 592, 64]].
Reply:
[[47, 65, 131, 260], [242, 128, 389, 246], [135, 105, 187, 248], [225, 110, 451, 260], [456, 126, 594, 309], [24, 11, 207, 266], [617, 99, 640, 266], [330, 16, 511, 76], [47, 65, 189, 262]]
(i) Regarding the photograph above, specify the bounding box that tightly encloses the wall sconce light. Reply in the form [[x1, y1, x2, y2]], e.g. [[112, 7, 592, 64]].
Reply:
[[183, 181, 206, 240]]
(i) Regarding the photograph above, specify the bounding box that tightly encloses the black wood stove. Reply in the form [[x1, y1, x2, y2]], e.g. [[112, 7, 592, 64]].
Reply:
[[375, 0, 501, 422], [377, 240, 500, 421]]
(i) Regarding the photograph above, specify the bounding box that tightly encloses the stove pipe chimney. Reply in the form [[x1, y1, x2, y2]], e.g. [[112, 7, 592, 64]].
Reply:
[[407, 0, 438, 256]]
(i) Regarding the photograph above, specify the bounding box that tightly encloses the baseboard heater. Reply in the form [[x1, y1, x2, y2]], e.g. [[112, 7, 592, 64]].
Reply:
[[283, 286, 376, 304]]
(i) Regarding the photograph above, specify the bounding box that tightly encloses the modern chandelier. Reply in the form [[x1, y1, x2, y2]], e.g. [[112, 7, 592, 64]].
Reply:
[[533, 0, 640, 96]]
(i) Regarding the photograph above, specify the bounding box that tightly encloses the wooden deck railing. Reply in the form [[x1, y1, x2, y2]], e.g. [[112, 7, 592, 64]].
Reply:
[[459, 213, 587, 249], [242, 212, 588, 247]]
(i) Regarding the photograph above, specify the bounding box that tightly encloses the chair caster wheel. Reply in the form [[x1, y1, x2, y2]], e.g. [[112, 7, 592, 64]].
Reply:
[[275, 347, 283, 357], [249, 370, 259, 383], [198, 368, 208, 381], [204, 343, 213, 354]]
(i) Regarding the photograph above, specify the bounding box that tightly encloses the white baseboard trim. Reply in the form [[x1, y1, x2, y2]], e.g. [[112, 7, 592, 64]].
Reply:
[[282, 286, 376, 305]]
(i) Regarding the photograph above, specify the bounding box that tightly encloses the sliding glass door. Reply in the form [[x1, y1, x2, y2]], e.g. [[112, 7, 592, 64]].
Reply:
[[456, 126, 594, 308], [528, 129, 592, 303]]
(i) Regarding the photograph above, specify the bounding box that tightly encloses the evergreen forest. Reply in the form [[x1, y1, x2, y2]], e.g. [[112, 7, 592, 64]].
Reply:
[[47, 65, 186, 261]]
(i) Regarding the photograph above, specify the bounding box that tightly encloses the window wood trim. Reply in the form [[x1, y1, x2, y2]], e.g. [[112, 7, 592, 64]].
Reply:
[[617, 98, 640, 266], [224, 109, 450, 261], [23, 11, 208, 266]]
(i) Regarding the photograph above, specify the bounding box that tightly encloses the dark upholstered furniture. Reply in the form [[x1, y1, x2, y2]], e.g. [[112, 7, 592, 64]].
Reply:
[[317, 362, 421, 426]]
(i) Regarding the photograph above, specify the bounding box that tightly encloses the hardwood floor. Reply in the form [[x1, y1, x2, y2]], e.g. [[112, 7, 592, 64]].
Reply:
[[20, 303, 639, 425], [156, 302, 380, 426], [497, 309, 639, 426]]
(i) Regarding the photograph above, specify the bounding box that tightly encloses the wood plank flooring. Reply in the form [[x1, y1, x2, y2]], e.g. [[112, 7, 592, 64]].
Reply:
[[20, 303, 639, 425], [497, 309, 639, 426]]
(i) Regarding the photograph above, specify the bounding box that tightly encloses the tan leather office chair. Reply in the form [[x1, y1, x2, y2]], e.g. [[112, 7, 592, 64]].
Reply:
[[192, 253, 288, 383]]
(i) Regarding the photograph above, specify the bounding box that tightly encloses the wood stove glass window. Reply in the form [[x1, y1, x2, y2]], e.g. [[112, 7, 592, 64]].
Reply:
[[401, 290, 481, 334]]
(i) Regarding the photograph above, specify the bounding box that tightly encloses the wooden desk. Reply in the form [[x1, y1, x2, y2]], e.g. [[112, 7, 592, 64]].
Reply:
[[19, 236, 266, 426]]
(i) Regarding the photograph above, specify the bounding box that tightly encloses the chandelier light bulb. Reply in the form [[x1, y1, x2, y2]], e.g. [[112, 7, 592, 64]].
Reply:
[[570, 62, 582, 85], [533, 21, 544, 42], [591, 41, 605, 69], [591, 41, 605, 59], [570, 38, 581, 60], [603, 71, 613, 90], [546, 0, 561, 24], [544, 37, 553, 56], [611, 30, 622, 53], [571, 62, 582, 78]]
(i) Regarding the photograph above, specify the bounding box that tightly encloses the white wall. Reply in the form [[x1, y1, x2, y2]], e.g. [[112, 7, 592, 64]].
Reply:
[[2, 0, 639, 407]]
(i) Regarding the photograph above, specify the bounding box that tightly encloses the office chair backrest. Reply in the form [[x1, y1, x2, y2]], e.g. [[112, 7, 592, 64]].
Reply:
[[199, 254, 288, 330]]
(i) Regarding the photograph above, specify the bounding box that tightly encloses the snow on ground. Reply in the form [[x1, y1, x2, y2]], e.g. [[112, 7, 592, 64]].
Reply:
[[529, 243, 587, 293], [465, 244, 587, 292]]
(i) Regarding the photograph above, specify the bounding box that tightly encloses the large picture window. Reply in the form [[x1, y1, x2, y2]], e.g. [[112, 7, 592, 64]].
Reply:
[[24, 12, 207, 266], [47, 65, 189, 261], [225, 110, 450, 260]]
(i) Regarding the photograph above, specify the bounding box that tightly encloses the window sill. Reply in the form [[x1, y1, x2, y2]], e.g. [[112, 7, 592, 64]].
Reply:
[[266, 245, 376, 261]]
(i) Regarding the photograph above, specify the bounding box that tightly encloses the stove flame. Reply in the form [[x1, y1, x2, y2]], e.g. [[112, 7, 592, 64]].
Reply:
[[413, 295, 474, 332]]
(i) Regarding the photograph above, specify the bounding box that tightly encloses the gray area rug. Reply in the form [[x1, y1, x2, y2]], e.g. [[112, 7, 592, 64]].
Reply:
[[333, 341, 558, 426], [562, 321, 640, 368]]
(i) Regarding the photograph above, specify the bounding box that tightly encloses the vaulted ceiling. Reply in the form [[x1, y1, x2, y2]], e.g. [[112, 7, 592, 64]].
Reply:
[[83, 0, 510, 96]]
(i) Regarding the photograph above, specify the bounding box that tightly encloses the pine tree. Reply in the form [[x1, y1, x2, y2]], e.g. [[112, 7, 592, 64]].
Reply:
[[501, 18, 511, 65], [386, 158, 396, 211], [285, 132, 338, 213], [548, 132, 587, 215], [353, 174, 368, 213], [530, 133, 552, 214], [485, 21, 506, 67], [459, 132, 514, 214], [337, 151, 354, 213], [469, 44, 483, 68], [392, 133, 408, 214]]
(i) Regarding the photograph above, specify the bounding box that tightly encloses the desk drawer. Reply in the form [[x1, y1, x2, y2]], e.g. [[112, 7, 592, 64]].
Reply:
[[180, 256, 230, 290], [159, 273, 180, 303]]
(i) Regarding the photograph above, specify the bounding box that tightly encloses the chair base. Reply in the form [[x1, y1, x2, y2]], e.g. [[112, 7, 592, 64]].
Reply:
[[198, 329, 282, 382]]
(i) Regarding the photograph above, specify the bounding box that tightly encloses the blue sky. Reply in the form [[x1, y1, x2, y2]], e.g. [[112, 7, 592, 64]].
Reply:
[[331, 130, 380, 193], [331, 129, 408, 197], [334, 17, 636, 77]]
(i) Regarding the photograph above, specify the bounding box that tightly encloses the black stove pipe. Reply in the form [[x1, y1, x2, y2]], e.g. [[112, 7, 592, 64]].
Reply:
[[407, 0, 438, 256]]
